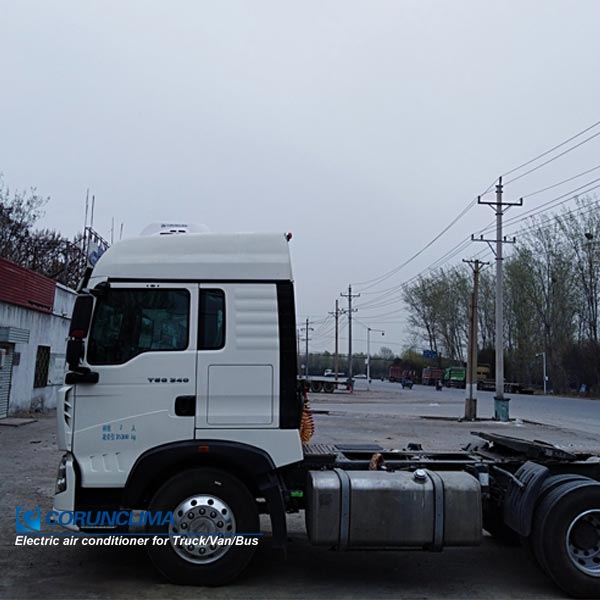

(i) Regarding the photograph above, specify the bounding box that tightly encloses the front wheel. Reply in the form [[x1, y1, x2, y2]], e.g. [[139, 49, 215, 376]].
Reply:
[[146, 467, 259, 586]]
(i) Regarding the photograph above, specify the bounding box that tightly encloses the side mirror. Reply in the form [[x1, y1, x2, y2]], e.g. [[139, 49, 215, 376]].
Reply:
[[69, 294, 94, 339], [66, 339, 85, 372], [66, 293, 97, 381], [90, 281, 110, 298]]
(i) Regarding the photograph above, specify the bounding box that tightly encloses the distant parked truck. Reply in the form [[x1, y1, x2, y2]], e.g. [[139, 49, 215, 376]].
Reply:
[[476, 364, 494, 390], [422, 366, 443, 386], [444, 366, 466, 389], [302, 375, 351, 393], [475, 365, 534, 394], [388, 365, 416, 383], [477, 364, 491, 381]]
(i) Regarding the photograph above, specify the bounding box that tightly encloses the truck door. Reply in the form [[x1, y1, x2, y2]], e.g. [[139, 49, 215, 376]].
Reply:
[[72, 282, 198, 488], [195, 283, 280, 429]]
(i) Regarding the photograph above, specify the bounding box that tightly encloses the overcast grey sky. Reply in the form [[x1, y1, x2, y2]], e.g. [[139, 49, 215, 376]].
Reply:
[[1, 1, 599, 355]]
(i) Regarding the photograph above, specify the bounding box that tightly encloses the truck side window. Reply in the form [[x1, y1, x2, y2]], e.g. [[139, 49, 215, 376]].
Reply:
[[199, 289, 225, 350], [87, 289, 190, 365]]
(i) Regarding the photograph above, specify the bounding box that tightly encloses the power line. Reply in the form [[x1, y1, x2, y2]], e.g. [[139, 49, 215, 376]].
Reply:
[[501, 119, 600, 178], [478, 178, 600, 236], [352, 119, 600, 297], [508, 197, 600, 239], [504, 130, 600, 185], [354, 236, 474, 311], [352, 198, 478, 291], [519, 163, 600, 198]]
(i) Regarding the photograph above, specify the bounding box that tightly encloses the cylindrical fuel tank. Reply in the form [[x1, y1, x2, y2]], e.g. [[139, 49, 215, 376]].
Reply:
[[305, 469, 482, 548]]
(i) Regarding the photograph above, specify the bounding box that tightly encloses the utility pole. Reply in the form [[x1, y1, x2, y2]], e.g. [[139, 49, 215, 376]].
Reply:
[[296, 328, 301, 370], [340, 285, 360, 385], [300, 318, 314, 379], [329, 300, 340, 381], [463, 259, 488, 420], [473, 177, 522, 421]]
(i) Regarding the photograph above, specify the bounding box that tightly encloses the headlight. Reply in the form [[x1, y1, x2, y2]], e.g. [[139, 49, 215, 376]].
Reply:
[[55, 454, 69, 494]]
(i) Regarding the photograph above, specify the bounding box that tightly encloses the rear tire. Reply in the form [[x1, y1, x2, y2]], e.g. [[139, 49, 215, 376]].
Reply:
[[323, 382, 335, 393], [310, 381, 323, 393], [146, 467, 259, 586], [527, 474, 590, 571], [530, 480, 600, 598]]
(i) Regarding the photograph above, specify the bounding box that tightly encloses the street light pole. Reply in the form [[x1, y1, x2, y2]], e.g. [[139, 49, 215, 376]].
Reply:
[[367, 327, 370, 383], [536, 351, 547, 395], [366, 327, 384, 391]]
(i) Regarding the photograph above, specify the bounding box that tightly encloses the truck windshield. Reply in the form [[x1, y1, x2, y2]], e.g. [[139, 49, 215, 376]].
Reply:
[[87, 288, 190, 365]]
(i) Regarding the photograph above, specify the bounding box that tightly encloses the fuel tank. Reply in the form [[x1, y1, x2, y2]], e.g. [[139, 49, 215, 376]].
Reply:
[[306, 469, 482, 548]]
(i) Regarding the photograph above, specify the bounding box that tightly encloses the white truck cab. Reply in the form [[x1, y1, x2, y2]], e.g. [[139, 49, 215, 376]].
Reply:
[[54, 232, 303, 581]]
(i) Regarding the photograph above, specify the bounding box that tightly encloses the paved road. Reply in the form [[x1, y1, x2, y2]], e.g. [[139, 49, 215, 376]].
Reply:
[[319, 380, 600, 436]]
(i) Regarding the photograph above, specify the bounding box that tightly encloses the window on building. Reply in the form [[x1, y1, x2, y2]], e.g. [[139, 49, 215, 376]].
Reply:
[[34, 346, 51, 388], [199, 290, 225, 350], [87, 288, 190, 365]]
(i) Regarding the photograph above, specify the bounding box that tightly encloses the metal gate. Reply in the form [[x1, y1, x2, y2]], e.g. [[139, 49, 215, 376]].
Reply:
[[0, 344, 14, 418]]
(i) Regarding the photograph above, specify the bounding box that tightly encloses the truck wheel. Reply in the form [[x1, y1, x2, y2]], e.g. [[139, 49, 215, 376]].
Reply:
[[531, 480, 600, 598], [146, 467, 259, 586], [526, 474, 590, 571], [310, 381, 323, 393], [323, 382, 335, 393]]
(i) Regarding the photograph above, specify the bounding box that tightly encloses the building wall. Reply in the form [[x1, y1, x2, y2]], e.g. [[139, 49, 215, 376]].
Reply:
[[0, 283, 76, 414]]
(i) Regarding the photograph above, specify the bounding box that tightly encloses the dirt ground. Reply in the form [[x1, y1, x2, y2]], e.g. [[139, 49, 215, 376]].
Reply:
[[1, 386, 597, 599]]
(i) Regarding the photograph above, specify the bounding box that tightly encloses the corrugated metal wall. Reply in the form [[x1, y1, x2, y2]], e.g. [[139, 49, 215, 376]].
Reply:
[[0, 344, 14, 418], [0, 258, 56, 314]]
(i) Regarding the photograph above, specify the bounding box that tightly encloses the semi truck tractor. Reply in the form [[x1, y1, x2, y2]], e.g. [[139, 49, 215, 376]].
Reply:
[[53, 231, 600, 597], [444, 366, 466, 388]]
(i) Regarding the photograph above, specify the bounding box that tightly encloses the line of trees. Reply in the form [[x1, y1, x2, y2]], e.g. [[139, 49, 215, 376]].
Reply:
[[403, 196, 600, 394], [0, 178, 85, 288]]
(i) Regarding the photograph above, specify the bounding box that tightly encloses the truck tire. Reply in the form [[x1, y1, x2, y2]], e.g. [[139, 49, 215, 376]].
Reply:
[[323, 382, 335, 393], [530, 480, 600, 598], [526, 474, 590, 571], [146, 467, 259, 586], [310, 381, 323, 393]]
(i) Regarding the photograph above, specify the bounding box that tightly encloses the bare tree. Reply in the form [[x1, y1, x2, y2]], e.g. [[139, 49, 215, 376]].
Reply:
[[0, 177, 85, 288], [556, 196, 600, 342]]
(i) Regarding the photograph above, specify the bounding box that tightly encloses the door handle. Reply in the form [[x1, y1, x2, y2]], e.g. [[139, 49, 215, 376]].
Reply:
[[175, 395, 196, 417]]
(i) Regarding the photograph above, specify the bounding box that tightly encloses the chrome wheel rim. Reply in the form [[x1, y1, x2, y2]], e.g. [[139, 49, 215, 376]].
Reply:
[[566, 509, 600, 577], [169, 494, 236, 564]]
